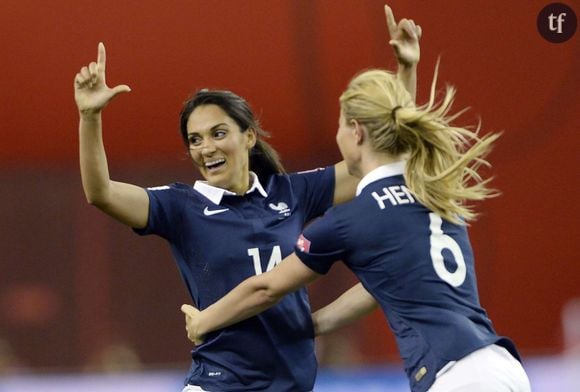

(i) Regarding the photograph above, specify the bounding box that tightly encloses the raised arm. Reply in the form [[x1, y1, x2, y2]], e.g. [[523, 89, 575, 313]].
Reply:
[[312, 282, 379, 336], [181, 254, 320, 345], [75, 43, 149, 229], [385, 4, 421, 102], [333, 4, 421, 205]]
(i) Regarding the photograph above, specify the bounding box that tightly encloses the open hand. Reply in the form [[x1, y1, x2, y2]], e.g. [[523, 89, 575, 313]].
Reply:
[[385, 5, 422, 67], [74, 42, 131, 115]]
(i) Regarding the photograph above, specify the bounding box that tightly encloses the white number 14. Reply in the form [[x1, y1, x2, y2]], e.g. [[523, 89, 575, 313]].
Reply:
[[248, 246, 282, 275]]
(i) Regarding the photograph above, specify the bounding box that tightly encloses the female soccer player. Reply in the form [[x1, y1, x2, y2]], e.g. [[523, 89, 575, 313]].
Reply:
[[74, 5, 420, 391], [181, 65, 532, 391]]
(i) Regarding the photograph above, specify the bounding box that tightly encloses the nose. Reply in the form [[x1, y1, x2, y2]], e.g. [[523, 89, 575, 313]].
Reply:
[[200, 139, 216, 156]]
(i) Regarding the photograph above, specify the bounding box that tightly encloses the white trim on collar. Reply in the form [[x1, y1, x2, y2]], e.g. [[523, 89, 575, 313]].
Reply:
[[246, 172, 268, 198], [356, 161, 406, 196], [193, 172, 268, 205]]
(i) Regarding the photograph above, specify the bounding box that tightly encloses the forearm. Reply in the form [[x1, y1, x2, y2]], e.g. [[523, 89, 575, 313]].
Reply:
[[196, 255, 319, 337], [384, 4, 420, 103], [312, 283, 379, 336], [79, 112, 113, 205], [198, 276, 283, 335], [397, 62, 417, 102]]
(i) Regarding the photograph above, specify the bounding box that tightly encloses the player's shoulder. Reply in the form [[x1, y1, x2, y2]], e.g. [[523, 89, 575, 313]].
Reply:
[[262, 167, 334, 200], [285, 166, 334, 189], [285, 166, 332, 182], [289, 166, 334, 179], [147, 182, 190, 191], [293, 167, 330, 176], [331, 197, 369, 221], [146, 182, 195, 199]]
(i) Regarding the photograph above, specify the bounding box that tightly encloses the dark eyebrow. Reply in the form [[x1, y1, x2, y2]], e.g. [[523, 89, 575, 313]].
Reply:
[[187, 123, 229, 136], [211, 123, 229, 131]]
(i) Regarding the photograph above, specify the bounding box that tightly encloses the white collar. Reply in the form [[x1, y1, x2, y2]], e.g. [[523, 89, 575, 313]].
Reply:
[[356, 161, 406, 196], [193, 172, 268, 205]]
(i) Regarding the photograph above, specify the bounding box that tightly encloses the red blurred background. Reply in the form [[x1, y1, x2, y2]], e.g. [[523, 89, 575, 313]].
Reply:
[[0, 0, 578, 372]]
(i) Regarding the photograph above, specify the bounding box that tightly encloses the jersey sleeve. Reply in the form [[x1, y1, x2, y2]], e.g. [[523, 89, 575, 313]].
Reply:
[[133, 184, 186, 241], [293, 209, 346, 275], [288, 166, 335, 221]]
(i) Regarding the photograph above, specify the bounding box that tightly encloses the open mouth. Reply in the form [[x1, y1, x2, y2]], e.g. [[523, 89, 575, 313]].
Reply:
[[204, 158, 226, 172]]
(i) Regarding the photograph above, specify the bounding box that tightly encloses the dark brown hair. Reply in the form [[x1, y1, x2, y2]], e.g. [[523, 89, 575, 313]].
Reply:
[[179, 89, 285, 181]]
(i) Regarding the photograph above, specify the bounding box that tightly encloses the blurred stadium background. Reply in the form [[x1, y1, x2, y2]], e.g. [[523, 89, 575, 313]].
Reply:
[[1, 0, 578, 390]]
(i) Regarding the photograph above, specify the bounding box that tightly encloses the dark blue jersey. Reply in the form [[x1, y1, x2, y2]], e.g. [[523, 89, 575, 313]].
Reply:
[[135, 167, 335, 392], [294, 162, 519, 392]]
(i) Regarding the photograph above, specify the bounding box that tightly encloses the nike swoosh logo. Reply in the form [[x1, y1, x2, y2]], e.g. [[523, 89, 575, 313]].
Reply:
[[203, 206, 229, 216]]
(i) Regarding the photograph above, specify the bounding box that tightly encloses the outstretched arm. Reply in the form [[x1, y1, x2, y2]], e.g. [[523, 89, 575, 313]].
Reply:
[[312, 282, 379, 336], [181, 254, 320, 345], [75, 43, 149, 228]]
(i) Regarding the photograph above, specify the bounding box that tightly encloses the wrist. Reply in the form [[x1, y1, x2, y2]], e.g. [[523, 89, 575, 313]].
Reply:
[[79, 111, 102, 123], [311, 312, 320, 336], [397, 61, 418, 71], [196, 310, 211, 338]]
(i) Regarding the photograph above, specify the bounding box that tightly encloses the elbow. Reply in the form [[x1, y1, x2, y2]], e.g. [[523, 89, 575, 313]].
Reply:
[[85, 194, 99, 206], [83, 185, 111, 207], [250, 280, 286, 310], [85, 194, 105, 207], [243, 274, 289, 312], [84, 192, 111, 209]]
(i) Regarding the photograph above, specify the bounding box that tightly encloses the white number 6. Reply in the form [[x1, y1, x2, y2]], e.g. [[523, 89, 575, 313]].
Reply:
[[429, 213, 466, 287]]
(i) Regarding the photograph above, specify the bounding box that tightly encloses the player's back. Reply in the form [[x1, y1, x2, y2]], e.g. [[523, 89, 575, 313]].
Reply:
[[333, 172, 517, 391]]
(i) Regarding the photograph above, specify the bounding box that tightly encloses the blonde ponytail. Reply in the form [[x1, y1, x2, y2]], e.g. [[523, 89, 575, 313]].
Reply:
[[340, 63, 500, 224]]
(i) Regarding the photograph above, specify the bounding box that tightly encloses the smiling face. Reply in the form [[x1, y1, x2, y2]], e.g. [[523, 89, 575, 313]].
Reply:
[[186, 104, 256, 194]]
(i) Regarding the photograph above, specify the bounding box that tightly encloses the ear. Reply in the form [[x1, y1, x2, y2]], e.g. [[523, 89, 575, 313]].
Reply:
[[246, 128, 257, 149], [351, 120, 365, 145]]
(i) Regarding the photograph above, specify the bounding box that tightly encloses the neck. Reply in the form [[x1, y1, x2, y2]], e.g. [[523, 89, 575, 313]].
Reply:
[[233, 175, 251, 195], [358, 149, 406, 178]]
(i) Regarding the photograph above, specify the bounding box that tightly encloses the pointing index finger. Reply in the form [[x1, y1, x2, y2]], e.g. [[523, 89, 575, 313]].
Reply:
[[384, 5, 397, 34], [97, 42, 106, 70]]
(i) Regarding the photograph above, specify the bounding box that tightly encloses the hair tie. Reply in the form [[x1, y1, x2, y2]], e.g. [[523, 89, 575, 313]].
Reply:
[[391, 106, 402, 121]]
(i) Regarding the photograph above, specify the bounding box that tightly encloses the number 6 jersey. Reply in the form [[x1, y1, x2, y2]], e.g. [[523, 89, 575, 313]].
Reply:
[[135, 167, 335, 392], [294, 161, 521, 392]]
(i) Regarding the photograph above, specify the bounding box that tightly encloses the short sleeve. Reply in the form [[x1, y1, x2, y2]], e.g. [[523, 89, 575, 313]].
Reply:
[[288, 166, 335, 221], [133, 184, 185, 241], [293, 209, 346, 275]]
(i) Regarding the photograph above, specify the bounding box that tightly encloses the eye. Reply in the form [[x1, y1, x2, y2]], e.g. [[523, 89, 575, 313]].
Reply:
[[188, 135, 202, 147], [213, 129, 227, 139]]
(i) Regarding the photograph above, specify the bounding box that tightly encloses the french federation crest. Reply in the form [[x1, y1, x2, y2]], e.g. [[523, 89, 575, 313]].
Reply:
[[268, 202, 290, 216]]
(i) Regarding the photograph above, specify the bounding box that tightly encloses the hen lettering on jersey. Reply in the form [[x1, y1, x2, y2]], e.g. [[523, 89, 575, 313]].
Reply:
[[371, 185, 415, 209]]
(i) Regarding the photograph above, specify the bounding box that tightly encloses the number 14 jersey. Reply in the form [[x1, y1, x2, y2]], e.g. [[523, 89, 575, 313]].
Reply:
[[136, 167, 335, 392]]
